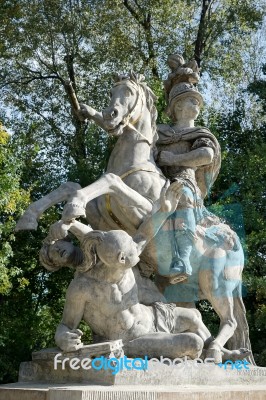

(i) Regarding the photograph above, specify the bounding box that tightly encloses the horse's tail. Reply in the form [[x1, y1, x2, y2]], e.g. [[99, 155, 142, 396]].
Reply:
[[227, 284, 256, 365]]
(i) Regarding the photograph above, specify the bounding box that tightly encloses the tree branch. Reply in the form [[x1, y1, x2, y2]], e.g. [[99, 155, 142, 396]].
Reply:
[[0, 73, 62, 89], [28, 107, 66, 139], [123, 0, 144, 27], [123, 1, 159, 78], [22, 74, 61, 85], [194, 0, 213, 67]]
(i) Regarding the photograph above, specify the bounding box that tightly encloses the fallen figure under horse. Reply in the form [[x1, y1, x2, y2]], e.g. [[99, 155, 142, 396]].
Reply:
[[38, 184, 251, 364]]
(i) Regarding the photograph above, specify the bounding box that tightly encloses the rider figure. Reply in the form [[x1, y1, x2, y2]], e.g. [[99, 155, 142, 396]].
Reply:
[[156, 54, 221, 280]]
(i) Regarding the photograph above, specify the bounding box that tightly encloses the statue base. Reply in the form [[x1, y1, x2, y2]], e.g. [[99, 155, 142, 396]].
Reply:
[[1, 344, 266, 399], [1, 382, 266, 400]]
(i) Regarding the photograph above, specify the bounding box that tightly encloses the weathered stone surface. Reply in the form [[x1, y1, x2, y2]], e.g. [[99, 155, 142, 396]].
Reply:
[[32, 341, 124, 361], [20, 342, 124, 385], [1, 381, 266, 400], [18, 354, 266, 386], [19, 360, 115, 386]]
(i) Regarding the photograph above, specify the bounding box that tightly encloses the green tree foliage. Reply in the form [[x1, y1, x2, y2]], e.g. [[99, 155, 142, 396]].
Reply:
[[0, 123, 30, 295], [0, 0, 264, 183], [0, 0, 265, 382], [0, 123, 93, 382]]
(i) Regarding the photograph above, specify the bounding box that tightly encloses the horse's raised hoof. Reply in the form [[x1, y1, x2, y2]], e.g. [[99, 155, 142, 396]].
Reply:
[[222, 348, 252, 362], [206, 347, 222, 364], [15, 211, 38, 231], [62, 202, 86, 221]]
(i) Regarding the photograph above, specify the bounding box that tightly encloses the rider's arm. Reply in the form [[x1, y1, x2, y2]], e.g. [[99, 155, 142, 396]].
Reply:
[[78, 104, 106, 130], [159, 147, 214, 167]]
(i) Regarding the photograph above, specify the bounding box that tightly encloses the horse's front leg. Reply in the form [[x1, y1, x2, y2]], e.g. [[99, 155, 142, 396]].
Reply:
[[62, 173, 153, 222], [15, 182, 81, 231]]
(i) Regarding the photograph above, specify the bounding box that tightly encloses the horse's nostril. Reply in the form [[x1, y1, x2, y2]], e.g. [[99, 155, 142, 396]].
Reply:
[[111, 109, 118, 118], [103, 108, 118, 120]]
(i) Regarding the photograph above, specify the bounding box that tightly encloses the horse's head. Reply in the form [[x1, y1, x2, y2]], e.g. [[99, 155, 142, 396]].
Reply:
[[102, 72, 155, 138]]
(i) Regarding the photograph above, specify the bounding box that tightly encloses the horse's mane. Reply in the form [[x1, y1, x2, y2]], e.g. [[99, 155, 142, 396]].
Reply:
[[140, 82, 158, 144], [113, 71, 158, 145]]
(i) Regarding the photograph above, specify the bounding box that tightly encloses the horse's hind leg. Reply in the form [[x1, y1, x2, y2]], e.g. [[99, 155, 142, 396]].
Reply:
[[15, 182, 81, 231], [199, 265, 238, 363], [205, 294, 237, 363]]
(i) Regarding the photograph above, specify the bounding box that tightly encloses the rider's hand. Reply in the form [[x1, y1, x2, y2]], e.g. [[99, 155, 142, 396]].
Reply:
[[160, 180, 183, 212], [74, 103, 96, 122]]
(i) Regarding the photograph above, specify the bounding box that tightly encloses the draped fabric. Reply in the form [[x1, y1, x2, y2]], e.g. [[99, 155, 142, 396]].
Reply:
[[156, 125, 221, 198]]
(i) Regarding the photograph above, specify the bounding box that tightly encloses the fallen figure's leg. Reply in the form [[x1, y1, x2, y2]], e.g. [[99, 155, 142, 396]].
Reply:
[[124, 332, 204, 359], [172, 306, 251, 363], [124, 332, 251, 362], [125, 305, 251, 363], [220, 347, 251, 362]]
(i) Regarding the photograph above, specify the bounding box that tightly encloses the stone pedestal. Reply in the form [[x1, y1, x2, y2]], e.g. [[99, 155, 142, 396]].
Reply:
[[15, 345, 266, 387], [1, 383, 266, 400], [1, 345, 266, 399], [18, 342, 124, 386]]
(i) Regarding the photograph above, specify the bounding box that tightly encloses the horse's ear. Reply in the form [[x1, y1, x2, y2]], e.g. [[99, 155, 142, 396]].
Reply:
[[112, 72, 120, 82], [113, 72, 129, 82], [129, 71, 145, 84], [129, 70, 138, 82]]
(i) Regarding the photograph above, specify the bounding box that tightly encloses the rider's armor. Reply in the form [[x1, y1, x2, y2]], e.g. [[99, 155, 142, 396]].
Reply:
[[156, 125, 221, 279]]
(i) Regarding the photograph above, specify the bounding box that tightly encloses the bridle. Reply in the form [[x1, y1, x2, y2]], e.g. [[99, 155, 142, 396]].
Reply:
[[112, 79, 152, 145]]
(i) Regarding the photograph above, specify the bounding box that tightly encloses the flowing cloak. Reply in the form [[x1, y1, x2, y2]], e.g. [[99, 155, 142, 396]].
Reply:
[[156, 125, 221, 198]]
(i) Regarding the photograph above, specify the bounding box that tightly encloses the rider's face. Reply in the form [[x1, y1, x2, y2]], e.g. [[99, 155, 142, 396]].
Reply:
[[48, 240, 76, 266], [174, 96, 200, 120]]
